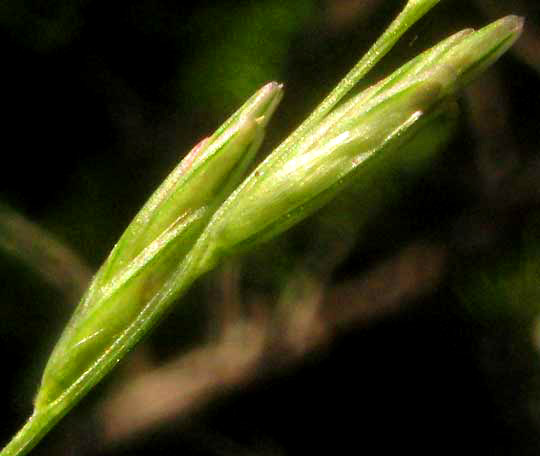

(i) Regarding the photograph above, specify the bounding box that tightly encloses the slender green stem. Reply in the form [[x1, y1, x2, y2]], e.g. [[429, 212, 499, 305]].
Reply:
[[275, 0, 441, 155], [0, 409, 62, 456], [0, 265, 201, 456]]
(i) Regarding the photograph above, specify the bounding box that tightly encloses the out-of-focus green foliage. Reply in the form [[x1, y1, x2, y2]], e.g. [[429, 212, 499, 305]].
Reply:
[[180, 0, 316, 113], [459, 215, 540, 325]]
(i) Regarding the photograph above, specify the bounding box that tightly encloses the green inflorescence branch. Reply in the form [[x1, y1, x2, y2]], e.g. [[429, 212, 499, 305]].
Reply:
[[0, 1, 523, 455]]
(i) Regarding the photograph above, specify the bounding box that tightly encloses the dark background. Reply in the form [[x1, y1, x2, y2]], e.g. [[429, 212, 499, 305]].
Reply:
[[2, 1, 540, 454]]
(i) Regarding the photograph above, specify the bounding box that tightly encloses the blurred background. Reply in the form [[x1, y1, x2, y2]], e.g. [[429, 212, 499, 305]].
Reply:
[[1, 0, 540, 454]]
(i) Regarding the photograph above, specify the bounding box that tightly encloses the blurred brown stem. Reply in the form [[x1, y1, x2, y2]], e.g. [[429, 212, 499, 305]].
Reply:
[[0, 203, 92, 304], [98, 241, 446, 444]]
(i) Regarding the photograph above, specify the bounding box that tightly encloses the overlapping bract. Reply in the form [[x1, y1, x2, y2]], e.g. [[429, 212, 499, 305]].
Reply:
[[193, 16, 524, 271], [0, 4, 524, 456], [35, 82, 283, 408], [36, 12, 524, 422]]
